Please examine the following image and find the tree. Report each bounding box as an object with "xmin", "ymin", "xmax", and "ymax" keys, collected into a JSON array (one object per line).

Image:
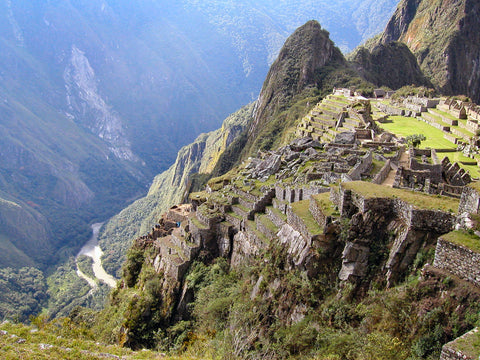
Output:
[{"xmin": 406, "ymin": 134, "xmax": 426, "ymax": 148}]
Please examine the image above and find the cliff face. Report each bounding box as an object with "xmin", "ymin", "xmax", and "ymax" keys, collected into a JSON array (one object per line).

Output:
[{"xmin": 379, "ymin": 0, "xmax": 480, "ymax": 102}]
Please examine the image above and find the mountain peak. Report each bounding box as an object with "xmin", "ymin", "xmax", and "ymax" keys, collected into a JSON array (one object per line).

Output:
[{"xmin": 249, "ymin": 20, "xmax": 345, "ymax": 143}]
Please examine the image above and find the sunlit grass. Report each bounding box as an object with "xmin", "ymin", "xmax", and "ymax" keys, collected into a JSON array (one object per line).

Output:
[{"xmin": 380, "ymin": 116, "xmax": 457, "ymax": 149}]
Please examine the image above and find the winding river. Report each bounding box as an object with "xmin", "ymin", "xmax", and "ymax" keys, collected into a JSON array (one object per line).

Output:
[{"xmin": 76, "ymin": 223, "xmax": 117, "ymax": 288}]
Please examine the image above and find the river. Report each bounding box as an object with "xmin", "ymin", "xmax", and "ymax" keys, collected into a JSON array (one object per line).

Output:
[{"xmin": 76, "ymin": 223, "xmax": 117, "ymax": 288}]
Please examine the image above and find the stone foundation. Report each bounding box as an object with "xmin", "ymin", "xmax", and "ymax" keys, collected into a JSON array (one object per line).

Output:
[{"xmin": 433, "ymin": 237, "xmax": 480, "ymax": 287}]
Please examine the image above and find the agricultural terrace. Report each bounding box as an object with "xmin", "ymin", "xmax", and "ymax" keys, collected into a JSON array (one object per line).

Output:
[{"xmin": 342, "ymin": 181, "xmax": 460, "ymax": 213}]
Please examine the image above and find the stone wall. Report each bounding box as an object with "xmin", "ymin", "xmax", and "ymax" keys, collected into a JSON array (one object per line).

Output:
[
  {"xmin": 458, "ymin": 186, "xmax": 480, "ymax": 215},
  {"xmin": 410, "ymin": 209, "xmax": 455, "ymax": 232},
  {"xmin": 444, "ymin": 133, "xmax": 460, "ymax": 145},
  {"xmin": 440, "ymin": 328, "xmax": 479, "ymax": 360},
  {"xmin": 434, "ymin": 237, "xmax": 480, "ymax": 286},
  {"xmin": 372, "ymin": 159, "xmax": 392, "ymax": 184},
  {"xmin": 266, "ymin": 207, "xmax": 287, "ymax": 228},
  {"xmin": 286, "ymin": 205, "xmax": 320, "ymax": 241},
  {"xmin": 348, "ymin": 151, "xmax": 373, "ymax": 180},
  {"xmin": 308, "ymin": 197, "xmax": 332, "ymax": 229},
  {"xmin": 409, "ymin": 159, "xmax": 443, "ymax": 182},
  {"xmin": 275, "ymin": 184, "xmax": 329, "ymax": 203}
]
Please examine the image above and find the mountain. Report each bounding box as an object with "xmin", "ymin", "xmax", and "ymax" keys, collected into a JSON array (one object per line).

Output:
[
  {"xmin": 378, "ymin": 0, "xmax": 480, "ymax": 102},
  {"xmin": 349, "ymin": 41, "xmax": 431, "ymax": 89},
  {"xmin": 0, "ymin": 0, "xmax": 399, "ymax": 272}
]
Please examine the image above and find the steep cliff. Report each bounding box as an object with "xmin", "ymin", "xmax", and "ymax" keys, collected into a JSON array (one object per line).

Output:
[
  {"xmin": 379, "ymin": 0, "xmax": 480, "ymax": 102},
  {"xmin": 99, "ymin": 104, "xmax": 254, "ymax": 276}
]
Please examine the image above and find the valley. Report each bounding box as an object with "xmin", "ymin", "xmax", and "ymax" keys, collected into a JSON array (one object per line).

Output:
[{"xmin": 1, "ymin": 0, "xmax": 480, "ymax": 358}]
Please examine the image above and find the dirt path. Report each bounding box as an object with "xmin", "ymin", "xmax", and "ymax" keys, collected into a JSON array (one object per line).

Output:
[{"xmin": 382, "ymin": 147, "xmax": 409, "ymax": 187}]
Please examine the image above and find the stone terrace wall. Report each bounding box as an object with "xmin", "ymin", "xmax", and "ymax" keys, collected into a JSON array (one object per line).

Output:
[
  {"xmin": 434, "ymin": 237, "xmax": 480, "ymax": 286},
  {"xmin": 440, "ymin": 328, "xmax": 479, "ymax": 360},
  {"xmin": 410, "ymin": 209, "xmax": 455, "ymax": 232},
  {"xmin": 309, "ymin": 197, "xmax": 332, "ymax": 229},
  {"xmin": 348, "ymin": 151, "xmax": 373, "ymax": 180},
  {"xmin": 339, "ymin": 186, "xmax": 454, "ymax": 232},
  {"xmin": 458, "ymin": 186, "xmax": 480, "ymax": 215},
  {"xmin": 372, "ymin": 160, "xmax": 392, "ymax": 184},
  {"xmin": 286, "ymin": 205, "xmax": 319, "ymax": 241}
]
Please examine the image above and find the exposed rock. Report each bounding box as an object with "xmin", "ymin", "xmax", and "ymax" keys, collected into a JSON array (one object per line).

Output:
[
  {"xmin": 251, "ymin": 154, "xmax": 282, "ymax": 179},
  {"xmin": 334, "ymin": 132, "xmax": 356, "ymax": 144},
  {"xmin": 379, "ymin": 0, "xmax": 480, "ymax": 103},
  {"xmin": 338, "ymin": 242, "xmax": 370, "ymax": 281}
]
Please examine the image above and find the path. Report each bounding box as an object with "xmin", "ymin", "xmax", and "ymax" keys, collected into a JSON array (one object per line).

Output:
[{"xmin": 382, "ymin": 147, "xmax": 409, "ymax": 187}]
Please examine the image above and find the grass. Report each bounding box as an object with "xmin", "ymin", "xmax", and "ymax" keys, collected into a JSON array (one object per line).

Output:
[
  {"xmin": 266, "ymin": 206, "xmax": 287, "ymax": 222},
  {"xmin": 0, "ymin": 321, "xmax": 166, "ymax": 360},
  {"xmin": 442, "ymin": 230, "xmax": 480, "ymax": 253},
  {"xmin": 257, "ymin": 214, "xmax": 279, "ymax": 234},
  {"xmin": 291, "ymin": 200, "xmax": 323, "ymax": 234},
  {"xmin": 342, "ymin": 181, "xmax": 460, "ymax": 213},
  {"xmin": 312, "ymin": 193, "xmax": 338, "ymax": 217},
  {"xmin": 452, "ymin": 329, "xmax": 480, "ymax": 358},
  {"xmin": 379, "ymin": 116, "xmax": 457, "ymax": 149},
  {"xmin": 190, "ymin": 216, "xmax": 209, "ymax": 230},
  {"xmin": 438, "ymin": 152, "xmax": 480, "ymax": 178}
]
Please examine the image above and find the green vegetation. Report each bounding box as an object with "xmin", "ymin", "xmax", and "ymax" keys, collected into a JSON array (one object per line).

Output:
[
  {"xmin": 342, "ymin": 181, "xmax": 460, "ymax": 212},
  {"xmin": 0, "ymin": 267, "xmax": 47, "ymax": 322},
  {"xmin": 442, "ymin": 230, "xmax": 480, "ymax": 253},
  {"xmin": 380, "ymin": 116, "xmax": 457, "ymax": 149},
  {"xmin": 406, "ymin": 134, "xmax": 426, "ymax": 148},
  {"xmin": 453, "ymin": 330, "xmax": 480, "ymax": 359},
  {"xmin": 76, "ymin": 256, "xmax": 95, "ymax": 280},
  {"xmin": 312, "ymin": 193, "xmax": 338, "ymax": 217},
  {"xmin": 291, "ymin": 200, "xmax": 323, "ymax": 234},
  {"xmin": 0, "ymin": 320, "xmax": 163, "ymax": 360}
]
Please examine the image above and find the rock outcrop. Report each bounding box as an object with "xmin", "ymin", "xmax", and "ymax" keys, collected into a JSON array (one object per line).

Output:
[{"xmin": 379, "ymin": 0, "xmax": 480, "ymax": 102}]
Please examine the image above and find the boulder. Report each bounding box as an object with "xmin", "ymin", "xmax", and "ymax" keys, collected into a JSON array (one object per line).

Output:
[{"xmin": 334, "ymin": 131, "xmax": 356, "ymax": 144}]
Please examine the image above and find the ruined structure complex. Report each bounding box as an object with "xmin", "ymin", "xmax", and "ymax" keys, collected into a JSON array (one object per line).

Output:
[{"xmin": 127, "ymin": 91, "xmax": 480, "ymax": 358}]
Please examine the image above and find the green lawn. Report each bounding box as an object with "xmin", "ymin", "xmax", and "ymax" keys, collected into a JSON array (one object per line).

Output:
[
  {"xmin": 380, "ymin": 116, "xmax": 457, "ymax": 149},
  {"xmin": 342, "ymin": 181, "xmax": 459, "ymax": 213}
]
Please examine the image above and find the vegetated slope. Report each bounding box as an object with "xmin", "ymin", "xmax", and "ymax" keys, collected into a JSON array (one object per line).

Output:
[
  {"xmin": 378, "ymin": 0, "xmax": 480, "ymax": 102},
  {"xmin": 349, "ymin": 41, "xmax": 431, "ymax": 89},
  {"xmin": 99, "ymin": 104, "xmax": 254, "ymax": 277}
]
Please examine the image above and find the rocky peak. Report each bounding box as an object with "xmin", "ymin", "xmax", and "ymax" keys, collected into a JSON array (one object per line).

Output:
[
  {"xmin": 380, "ymin": 0, "xmax": 423, "ymax": 44},
  {"xmin": 249, "ymin": 20, "xmax": 345, "ymax": 140},
  {"xmin": 379, "ymin": 0, "xmax": 480, "ymax": 102}
]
